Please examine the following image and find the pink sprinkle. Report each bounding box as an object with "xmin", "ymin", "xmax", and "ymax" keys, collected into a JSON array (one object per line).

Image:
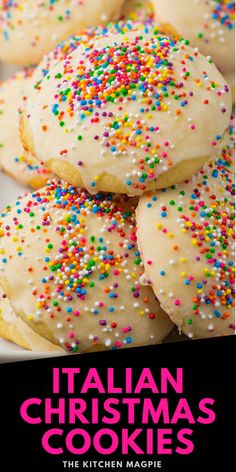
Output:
[
  {"xmin": 123, "ymin": 327, "xmax": 129, "ymax": 333},
  {"xmin": 147, "ymin": 260, "xmax": 152, "ymax": 265},
  {"xmin": 174, "ymin": 299, "xmax": 181, "ymax": 306}
]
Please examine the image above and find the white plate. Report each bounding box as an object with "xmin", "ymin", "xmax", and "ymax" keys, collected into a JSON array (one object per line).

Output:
[{"xmin": 0, "ymin": 337, "xmax": 66, "ymax": 363}]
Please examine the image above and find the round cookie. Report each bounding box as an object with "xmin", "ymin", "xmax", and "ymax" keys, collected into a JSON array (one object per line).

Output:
[
  {"xmin": 0, "ymin": 183, "xmax": 173, "ymax": 353},
  {"xmin": 136, "ymin": 118, "xmax": 235, "ymax": 339},
  {"xmin": 0, "ymin": 0, "xmax": 125, "ymax": 66},
  {"xmin": 152, "ymin": 0, "xmax": 235, "ymax": 87},
  {"xmin": 0, "ymin": 69, "xmax": 52, "ymax": 188},
  {"xmin": 0, "ymin": 287, "xmax": 63, "ymax": 352},
  {"xmin": 122, "ymin": 0, "xmax": 154, "ymax": 21},
  {"xmin": 21, "ymin": 26, "xmax": 232, "ymax": 196}
]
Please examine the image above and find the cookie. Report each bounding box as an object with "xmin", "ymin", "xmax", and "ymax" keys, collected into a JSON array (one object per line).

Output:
[
  {"xmin": 0, "ymin": 0, "xmax": 125, "ymax": 66},
  {"xmin": 0, "ymin": 69, "xmax": 52, "ymax": 188},
  {"xmin": 21, "ymin": 25, "xmax": 231, "ymax": 195},
  {"xmin": 136, "ymin": 118, "xmax": 235, "ymax": 338},
  {"xmin": 0, "ymin": 183, "xmax": 173, "ymax": 352}
]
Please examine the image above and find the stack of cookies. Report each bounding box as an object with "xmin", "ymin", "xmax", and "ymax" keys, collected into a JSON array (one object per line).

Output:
[{"xmin": 0, "ymin": 1, "xmax": 234, "ymax": 354}]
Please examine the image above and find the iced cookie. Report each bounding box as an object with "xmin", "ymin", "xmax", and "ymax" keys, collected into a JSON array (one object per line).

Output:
[
  {"xmin": 21, "ymin": 26, "xmax": 231, "ymax": 195},
  {"xmin": 136, "ymin": 118, "xmax": 235, "ymax": 339},
  {"xmin": 0, "ymin": 0, "xmax": 125, "ymax": 66},
  {"xmin": 0, "ymin": 69, "xmax": 52, "ymax": 188},
  {"xmin": 0, "ymin": 183, "xmax": 173, "ymax": 353},
  {"xmin": 152, "ymin": 0, "xmax": 235, "ymax": 91},
  {"xmin": 0, "ymin": 288, "xmax": 63, "ymax": 352}
]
